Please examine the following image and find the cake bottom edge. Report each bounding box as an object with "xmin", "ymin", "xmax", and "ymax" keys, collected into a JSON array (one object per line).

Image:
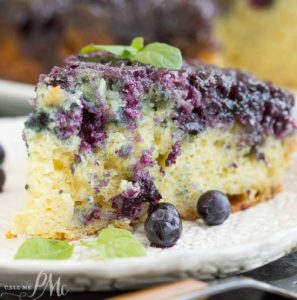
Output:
[{"xmin": 9, "ymin": 183, "xmax": 285, "ymax": 240}]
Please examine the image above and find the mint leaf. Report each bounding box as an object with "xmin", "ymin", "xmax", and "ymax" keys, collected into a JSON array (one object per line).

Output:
[
  {"xmin": 96, "ymin": 226, "xmax": 133, "ymax": 241},
  {"xmin": 132, "ymin": 42, "xmax": 182, "ymax": 70},
  {"xmin": 80, "ymin": 44, "xmax": 136, "ymax": 57},
  {"xmin": 131, "ymin": 37, "xmax": 144, "ymax": 51},
  {"xmin": 15, "ymin": 237, "xmax": 74, "ymax": 260},
  {"xmin": 79, "ymin": 37, "xmax": 183, "ymax": 70},
  {"xmin": 81, "ymin": 227, "xmax": 146, "ymax": 259}
]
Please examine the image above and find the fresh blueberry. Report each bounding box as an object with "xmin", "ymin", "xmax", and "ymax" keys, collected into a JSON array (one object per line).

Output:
[
  {"xmin": 144, "ymin": 203, "xmax": 182, "ymax": 248},
  {"xmin": 197, "ymin": 190, "xmax": 231, "ymax": 225},
  {"xmin": 0, "ymin": 144, "xmax": 5, "ymax": 165},
  {"xmin": 0, "ymin": 168, "xmax": 5, "ymax": 192}
]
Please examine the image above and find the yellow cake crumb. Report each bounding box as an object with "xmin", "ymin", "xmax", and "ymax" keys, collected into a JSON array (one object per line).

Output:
[{"xmin": 41, "ymin": 86, "xmax": 65, "ymax": 106}]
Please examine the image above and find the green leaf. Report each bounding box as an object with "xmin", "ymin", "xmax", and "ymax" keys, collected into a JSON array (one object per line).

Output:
[
  {"xmin": 80, "ymin": 44, "xmax": 136, "ymax": 57},
  {"xmin": 15, "ymin": 237, "xmax": 74, "ymax": 260},
  {"xmin": 132, "ymin": 42, "xmax": 182, "ymax": 70},
  {"xmin": 81, "ymin": 227, "xmax": 146, "ymax": 259},
  {"xmin": 130, "ymin": 37, "xmax": 144, "ymax": 51},
  {"xmin": 79, "ymin": 38, "xmax": 183, "ymax": 70}
]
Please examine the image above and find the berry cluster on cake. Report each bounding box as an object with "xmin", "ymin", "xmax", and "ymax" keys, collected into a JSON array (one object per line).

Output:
[{"xmin": 13, "ymin": 42, "xmax": 296, "ymax": 239}]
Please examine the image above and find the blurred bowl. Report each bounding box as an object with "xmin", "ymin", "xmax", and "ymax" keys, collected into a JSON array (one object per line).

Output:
[{"xmin": 0, "ymin": 80, "xmax": 34, "ymax": 116}]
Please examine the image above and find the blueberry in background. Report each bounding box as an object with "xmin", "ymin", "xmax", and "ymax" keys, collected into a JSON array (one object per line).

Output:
[
  {"xmin": 0, "ymin": 144, "xmax": 6, "ymax": 192},
  {"xmin": 0, "ymin": 168, "xmax": 5, "ymax": 192},
  {"xmin": 197, "ymin": 190, "xmax": 231, "ymax": 225},
  {"xmin": 0, "ymin": 144, "xmax": 5, "ymax": 165},
  {"xmin": 144, "ymin": 203, "xmax": 182, "ymax": 248}
]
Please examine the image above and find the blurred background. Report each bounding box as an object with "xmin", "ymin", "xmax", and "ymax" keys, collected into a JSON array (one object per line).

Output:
[{"xmin": 0, "ymin": 0, "xmax": 297, "ymax": 116}]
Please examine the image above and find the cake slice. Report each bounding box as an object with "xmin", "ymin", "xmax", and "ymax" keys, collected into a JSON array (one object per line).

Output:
[{"xmin": 13, "ymin": 52, "xmax": 296, "ymax": 239}]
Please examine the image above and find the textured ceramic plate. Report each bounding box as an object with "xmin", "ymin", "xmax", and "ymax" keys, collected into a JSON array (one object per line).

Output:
[
  {"xmin": 0, "ymin": 117, "xmax": 297, "ymax": 291},
  {"xmin": 0, "ymin": 80, "xmax": 33, "ymax": 116}
]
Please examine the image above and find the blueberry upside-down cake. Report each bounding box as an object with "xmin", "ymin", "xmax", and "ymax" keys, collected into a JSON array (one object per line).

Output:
[
  {"xmin": 2, "ymin": 0, "xmax": 297, "ymax": 87},
  {"xmin": 12, "ymin": 48, "xmax": 296, "ymax": 239}
]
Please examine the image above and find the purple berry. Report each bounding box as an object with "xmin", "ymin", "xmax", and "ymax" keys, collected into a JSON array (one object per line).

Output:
[
  {"xmin": 165, "ymin": 142, "xmax": 181, "ymax": 167},
  {"xmin": 197, "ymin": 191, "xmax": 231, "ymax": 225},
  {"xmin": 0, "ymin": 144, "xmax": 5, "ymax": 165},
  {"xmin": 144, "ymin": 203, "xmax": 182, "ymax": 248},
  {"xmin": 25, "ymin": 110, "xmax": 49, "ymax": 132},
  {"xmin": 111, "ymin": 169, "xmax": 162, "ymax": 220},
  {"xmin": 84, "ymin": 206, "xmax": 100, "ymax": 226},
  {"xmin": 0, "ymin": 169, "xmax": 5, "ymax": 192}
]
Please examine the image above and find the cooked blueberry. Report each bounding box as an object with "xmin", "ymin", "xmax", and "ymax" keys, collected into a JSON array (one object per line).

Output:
[
  {"xmin": 0, "ymin": 144, "xmax": 5, "ymax": 165},
  {"xmin": 111, "ymin": 169, "xmax": 161, "ymax": 220},
  {"xmin": 25, "ymin": 110, "xmax": 49, "ymax": 132},
  {"xmin": 197, "ymin": 190, "xmax": 231, "ymax": 225},
  {"xmin": 144, "ymin": 203, "xmax": 182, "ymax": 248},
  {"xmin": 0, "ymin": 168, "xmax": 5, "ymax": 191},
  {"xmin": 165, "ymin": 142, "xmax": 181, "ymax": 167}
]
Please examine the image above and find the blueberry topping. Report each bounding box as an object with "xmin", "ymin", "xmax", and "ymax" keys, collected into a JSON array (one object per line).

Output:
[
  {"xmin": 55, "ymin": 105, "xmax": 82, "ymax": 140},
  {"xmin": 144, "ymin": 203, "xmax": 182, "ymax": 248},
  {"xmin": 0, "ymin": 144, "xmax": 5, "ymax": 165},
  {"xmin": 26, "ymin": 54, "xmax": 295, "ymax": 152},
  {"xmin": 197, "ymin": 190, "xmax": 231, "ymax": 225},
  {"xmin": 25, "ymin": 110, "xmax": 49, "ymax": 132},
  {"xmin": 55, "ymin": 101, "xmax": 108, "ymax": 153},
  {"xmin": 79, "ymin": 102, "xmax": 108, "ymax": 152},
  {"xmin": 0, "ymin": 168, "xmax": 5, "ymax": 192}
]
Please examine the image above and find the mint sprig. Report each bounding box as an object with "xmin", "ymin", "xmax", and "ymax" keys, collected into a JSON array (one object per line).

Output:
[
  {"xmin": 130, "ymin": 36, "xmax": 144, "ymax": 51},
  {"xmin": 15, "ymin": 237, "xmax": 74, "ymax": 260},
  {"xmin": 81, "ymin": 226, "xmax": 146, "ymax": 259},
  {"xmin": 80, "ymin": 45, "xmax": 137, "ymax": 57},
  {"xmin": 80, "ymin": 37, "xmax": 182, "ymax": 70},
  {"xmin": 132, "ymin": 42, "xmax": 182, "ymax": 70}
]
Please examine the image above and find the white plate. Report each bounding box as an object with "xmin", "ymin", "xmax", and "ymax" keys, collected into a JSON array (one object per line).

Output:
[
  {"xmin": 0, "ymin": 117, "xmax": 297, "ymax": 291},
  {"xmin": 0, "ymin": 80, "xmax": 33, "ymax": 116}
]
